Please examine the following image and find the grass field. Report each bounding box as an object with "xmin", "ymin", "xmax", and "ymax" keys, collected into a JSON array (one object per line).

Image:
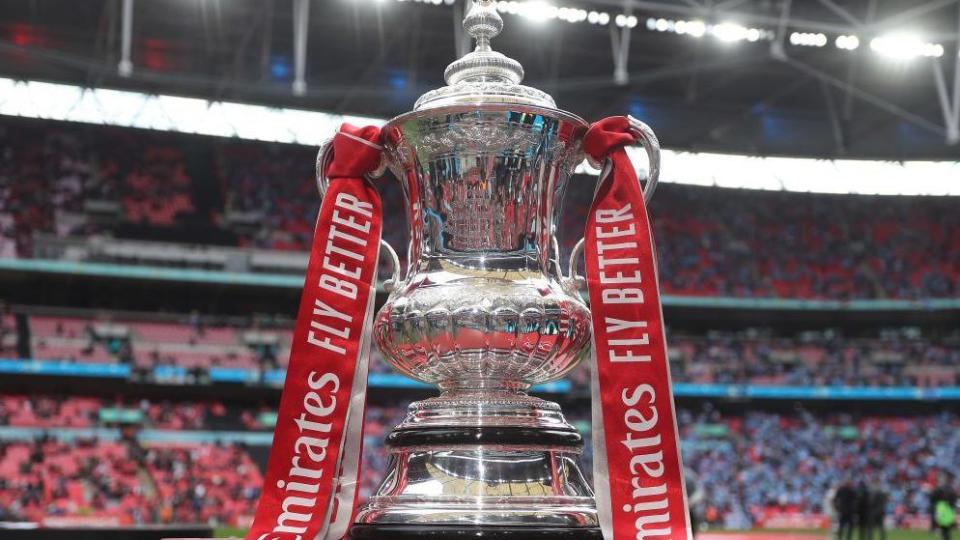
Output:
[
  {"xmin": 214, "ymin": 526, "xmax": 246, "ymax": 538},
  {"xmin": 212, "ymin": 528, "xmax": 940, "ymax": 540}
]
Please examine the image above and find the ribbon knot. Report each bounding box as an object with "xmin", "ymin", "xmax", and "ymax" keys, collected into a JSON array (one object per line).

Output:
[
  {"xmin": 327, "ymin": 123, "xmax": 383, "ymax": 180},
  {"xmin": 583, "ymin": 116, "xmax": 634, "ymax": 163}
]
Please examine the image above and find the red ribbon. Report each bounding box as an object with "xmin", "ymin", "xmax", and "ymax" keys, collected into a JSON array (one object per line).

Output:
[
  {"xmin": 246, "ymin": 124, "xmax": 383, "ymax": 540},
  {"xmin": 583, "ymin": 117, "xmax": 692, "ymax": 540}
]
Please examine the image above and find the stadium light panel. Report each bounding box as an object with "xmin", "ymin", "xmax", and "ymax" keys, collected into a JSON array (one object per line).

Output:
[
  {"xmin": 130, "ymin": 98, "xmax": 174, "ymax": 131},
  {"xmin": 0, "ymin": 77, "xmax": 957, "ymax": 196},
  {"xmin": 94, "ymin": 88, "xmax": 149, "ymax": 126},
  {"xmin": 70, "ymin": 90, "xmax": 109, "ymax": 125},
  {"xmin": 157, "ymin": 95, "xmax": 216, "ymax": 135}
]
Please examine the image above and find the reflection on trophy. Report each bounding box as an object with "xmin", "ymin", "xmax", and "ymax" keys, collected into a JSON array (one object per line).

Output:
[{"xmin": 322, "ymin": 1, "xmax": 660, "ymax": 538}]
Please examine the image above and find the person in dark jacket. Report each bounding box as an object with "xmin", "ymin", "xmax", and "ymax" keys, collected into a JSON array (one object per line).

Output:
[
  {"xmin": 684, "ymin": 467, "xmax": 704, "ymax": 538},
  {"xmin": 930, "ymin": 472, "xmax": 957, "ymax": 540},
  {"xmin": 869, "ymin": 483, "xmax": 888, "ymax": 540},
  {"xmin": 856, "ymin": 480, "xmax": 873, "ymax": 540},
  {"xmin": 833, "ymin": 478, "xmax": 858, "ymax": 540}
]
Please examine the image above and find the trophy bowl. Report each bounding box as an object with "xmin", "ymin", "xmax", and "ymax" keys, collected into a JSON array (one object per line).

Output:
[{"xmin": 353, "ymin": 104, "xmax": 597, "ymax": 537}]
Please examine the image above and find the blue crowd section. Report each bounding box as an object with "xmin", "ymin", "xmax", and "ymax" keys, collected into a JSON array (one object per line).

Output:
[
  {"xmin": 2, "ymin": 358, "xmax": 959, "ymax": 400},
  {"xmin": 2, "ymin": 258, "xmax": 959, "ymax": 311}
]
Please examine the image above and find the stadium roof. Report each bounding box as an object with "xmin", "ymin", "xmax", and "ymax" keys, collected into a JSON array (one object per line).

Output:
[{"xmin": 1, "ymin": 0, "xmax": 959, "ymax": 160}]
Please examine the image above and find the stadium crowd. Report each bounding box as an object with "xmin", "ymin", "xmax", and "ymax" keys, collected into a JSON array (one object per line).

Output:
[
  {"xmin": 673, "ymin": 406, "xmax": 960, "ymax": 530},
  {"xmin": 0, "ymin": 435, "xmax": 261, "ymax": 526},
  {"xmin": 0, "ymin": 119, "xmax": 195, "ymax": 258},
  {"xmin": 664, "ymin": 329, "xmax": 960, "ymax": 388},
  {"xmin": 1, "ymin": 118, "xmax": 957, "ymax": 299},
  {"xmin": 0, "ymin": 394, "xmax": 218, "ymax": 430},
  {"xmin": 0, "ymin": 394, "xmax": 957, "ymax": 530}
]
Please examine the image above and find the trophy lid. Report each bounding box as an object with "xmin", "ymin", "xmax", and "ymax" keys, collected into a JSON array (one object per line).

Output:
[{"xmin": 414, "ymin": 0, "xmax": 556, "ymax": 111}]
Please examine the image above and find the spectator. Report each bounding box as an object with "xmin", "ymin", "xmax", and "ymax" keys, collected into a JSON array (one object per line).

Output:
[
  {"xmin": 931, "ymin": 472, "xmax": 958, "ymax": 540},
  {"xmin": 870, "ymin": 482, "xmax": 888, "ymax": 540},
  {"xmin": 834, "ymin": 479, "xmax": 858, "ymax": 540}
]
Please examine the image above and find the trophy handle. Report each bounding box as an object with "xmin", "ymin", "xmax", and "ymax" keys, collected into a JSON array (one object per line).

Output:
[
  {"xmin": 316, "ymin": 140, "xmax": 402, "ymax": 292},
  {"xmin": 565, "ymin": 116, "xmax": 660, "ymax": 290}
]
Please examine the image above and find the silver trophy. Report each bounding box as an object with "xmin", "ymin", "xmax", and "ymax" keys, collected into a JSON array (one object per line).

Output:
[{"xmin": 319, "ymin": 2, "xmax": 660, "ymax": 538}]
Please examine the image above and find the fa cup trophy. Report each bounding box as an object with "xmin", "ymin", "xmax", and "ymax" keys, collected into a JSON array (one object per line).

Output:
[{"xmin": 247, "ymin": 2, "xmax": 690, "ymax": 540}]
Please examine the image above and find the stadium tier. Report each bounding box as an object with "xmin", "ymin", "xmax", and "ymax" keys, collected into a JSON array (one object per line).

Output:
[
  {"xmin": 1, "ymin": 308, "xmax": 956, "ymax": 388},
  {"xmin": 27, "ymin": 313, "xmax": 291, "ymax": 371},
  {"xmin": 0, "ymin": 395, "xmax": 956, "ymax": 531},
  {"xmin": 2, "ymin": 117, "xmax": 958, "ymax": 300}
]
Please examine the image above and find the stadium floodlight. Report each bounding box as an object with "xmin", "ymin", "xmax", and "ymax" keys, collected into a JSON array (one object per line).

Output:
[
  {"xmin": 587, "ymin": 11, "xmax": 610, "ymax": 25},
  {"xmin": 645, "ymin": 17, "xmax": 716, "ymax": 39},
  {"xmin": 676, "ymin": 19, "xmax": 706, "ymax": 38},
  {"xmin": 614, "ymin": 14, "xmax": 638, "ymax": 28},
  {"xmin": 513, "ymin": 1, "xmax": 557, "ymax": 23},
  {"xmin": 712, "ymin": 22, "xmax": 748, "ymax": 42},
  {"xmin": 870, "ymin": 33, "xmax": 944, "ymax": 59},
  {"xmin": 557, "ymin": 7, "xmax": 588, "ymax": 23},
  {"xmin": 789, "ymin": 32, "xmax": 828, "ymax": 47},
  {"xmin": 396, "ymin": 0, "xmax": 462, "ymax": 6},
  {"xmin": 835, "ymin": 35, "xmax": 860, "ymax": 51},
  {"xmin": 709, "ymin": 22, "xmax": 766, "ymax": 43},
  {"xmin": 495, "ymin": 0, "xmax": 603, "ymax": 25}
]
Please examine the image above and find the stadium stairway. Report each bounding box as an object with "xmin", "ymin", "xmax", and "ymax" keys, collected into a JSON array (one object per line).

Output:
[
  {"xmin": 246, "ymin": 444, "xmax": 271, "ymax": 473},
  {"xmin": 137, "ymin": 467, "xmax": 159, "ymax": 502},
  {"xmin": 180, "ymin": 137, "xmax": 222, "ymax": 234}
]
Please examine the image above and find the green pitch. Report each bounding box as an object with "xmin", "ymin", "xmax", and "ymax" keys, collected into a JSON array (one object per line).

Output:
[{"xmin": 214, "ymin": 526, "xmax": 247, "ymax": 538}]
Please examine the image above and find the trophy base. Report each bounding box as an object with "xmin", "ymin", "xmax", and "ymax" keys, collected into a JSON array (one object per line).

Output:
[
  {"xmin": 354, "ymin": 393, "xmax": 599, "ymax": 534},
  {"xmin": 349, "ymin": 524, "xmax": 603, "ymax": 540}
]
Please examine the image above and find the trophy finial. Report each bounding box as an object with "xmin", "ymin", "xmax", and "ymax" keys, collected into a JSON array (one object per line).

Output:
[
  {"xmin": 415, "ymin": 0, "xmax": 555, "ymax": 109},
  {"xmin": 443, "ymin": 0, "xmax": 524, "ymax": 86},
  {"xmin": 463, "ymin": 0, "xmax": 502, "ymax": 53}
]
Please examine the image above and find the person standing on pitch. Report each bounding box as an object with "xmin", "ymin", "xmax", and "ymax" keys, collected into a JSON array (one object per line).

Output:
[
  {"xmin": 684, "ymin": 467, "xmax": 704, "ymax": 539},
  {"xmin": 869, "ymin": 482, "xmax": 888, "ymax": 540},
  {"xmin": 856, "ymin": 480, "xmax": 873, "ymax": 540},
  {"xmin": 930, "ymin": 472, "xmax": 957, "ymax": 540},
  {"xmin": 833, "ymin": 478, "xmax": 857, "ymax": 540}
]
